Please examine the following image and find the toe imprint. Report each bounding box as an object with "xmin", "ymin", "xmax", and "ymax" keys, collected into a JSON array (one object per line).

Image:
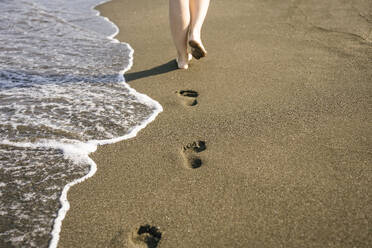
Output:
[
  {"xmin": 129, "ymin": 225, "xmax": 162, "ymax": 248},
  {"xmin": 177, "ymin": 90, "xmax": 199, "ymax": 106},
  {"xmin": 182, "ymin": 141, "xmax": 206, "ymax": 169}
]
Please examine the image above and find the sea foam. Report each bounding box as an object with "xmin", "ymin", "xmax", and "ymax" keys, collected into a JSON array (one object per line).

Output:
[{"xmin": 0, "ymin": 0, "xmax": 162, "ymax": 247}]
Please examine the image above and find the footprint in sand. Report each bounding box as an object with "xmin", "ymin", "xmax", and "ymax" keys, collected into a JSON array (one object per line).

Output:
[
  {"xmin": 176, "ymin": 90, "xmax": 199, "ymax": 106},
  {"xmin": 182, "ymin": 141, "xmax": 206, "ymax": 169},
  {"xmin": 128, "ymin": 225, "xmax": 162, "ymax": 248}
]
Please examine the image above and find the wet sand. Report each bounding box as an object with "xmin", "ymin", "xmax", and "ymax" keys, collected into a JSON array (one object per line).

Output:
[{"xmin": 58, "ymin": 0, "xmax": 372, "ymax": 247}]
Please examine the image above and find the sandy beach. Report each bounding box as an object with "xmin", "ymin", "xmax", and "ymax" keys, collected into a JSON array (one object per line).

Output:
[{"xmin": 58, "ymin": 0, "xmax": 371, "ymax": 247}]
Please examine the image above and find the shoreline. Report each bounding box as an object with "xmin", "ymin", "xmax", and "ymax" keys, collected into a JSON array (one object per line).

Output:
[
  {"xmin": 49, "ymin": 1, "xmax": 163, "ymax": 247},
  {"xmin": 58, "ymin": 0, "xmax": 371, "ymax": 247}
]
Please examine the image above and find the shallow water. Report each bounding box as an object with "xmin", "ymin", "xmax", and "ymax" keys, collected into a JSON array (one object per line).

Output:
[{"xmin": 0, "ymin": 0, "xmax": 161, "ymax": 247}]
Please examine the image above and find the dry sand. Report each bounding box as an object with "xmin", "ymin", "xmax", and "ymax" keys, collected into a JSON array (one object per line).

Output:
[{"xmin": 58, "ymin": 0, "xmax": 372, "ymax": 247}]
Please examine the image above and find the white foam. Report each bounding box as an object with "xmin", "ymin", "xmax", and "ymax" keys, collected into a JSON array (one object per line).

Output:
[
  {"xmin": 0, "ymin": 1, "xmax": 162, "ymax": 246},
  {"xmin": 47, "ymin": 1, "xmax": 163, "ymax": 248}
]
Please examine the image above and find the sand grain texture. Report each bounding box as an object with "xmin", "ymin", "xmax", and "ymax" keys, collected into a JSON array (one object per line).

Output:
[{"xmin": 58, "ymin": 0, "xmax": 372, "ymax": 247}]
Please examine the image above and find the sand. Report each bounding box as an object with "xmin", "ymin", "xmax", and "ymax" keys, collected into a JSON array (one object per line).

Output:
[{"xmin": 58, "ymin": 0, "xmax": 372, "ymax": 247}]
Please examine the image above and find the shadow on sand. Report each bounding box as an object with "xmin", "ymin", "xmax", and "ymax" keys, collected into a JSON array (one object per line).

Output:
[{"xmin": 124, "ymin": 60, "xmax": 178, "ymax": 82}]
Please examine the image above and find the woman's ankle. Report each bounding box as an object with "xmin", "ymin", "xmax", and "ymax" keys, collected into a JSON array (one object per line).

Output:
[
  {"xmin": 176, "ymin": 52, "xmax": 189, "ymax": 69},
  {"xmin": 188, "ymin": 27, "xmax": 201, "ymax": 42}
]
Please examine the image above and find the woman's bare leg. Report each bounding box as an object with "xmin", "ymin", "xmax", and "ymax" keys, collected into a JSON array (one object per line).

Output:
[
  {"xmin": 169, "ymin": 0, "xmax": 190, "ymax": 69},
  {"xmin": 189, "ymin": 0, "xmax": 210, "ymax": 59}
]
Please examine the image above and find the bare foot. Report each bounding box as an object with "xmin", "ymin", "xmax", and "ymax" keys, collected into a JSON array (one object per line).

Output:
[
  {"xmin": 188, "ymin": 33, "xmax": 207, "ymax": 60},
  {"xmin": 188, "ymin": 53, "xmax": 192, "ymax": 61},
  {"xmin": 176, "ymin": 53, "xmax": 192, "ymax": 69}
]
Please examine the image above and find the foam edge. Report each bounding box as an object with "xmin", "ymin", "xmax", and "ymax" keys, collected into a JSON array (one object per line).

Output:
[{"xmin": 47, "ymin": 1, "xmax": 163, "ymax": 247}]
